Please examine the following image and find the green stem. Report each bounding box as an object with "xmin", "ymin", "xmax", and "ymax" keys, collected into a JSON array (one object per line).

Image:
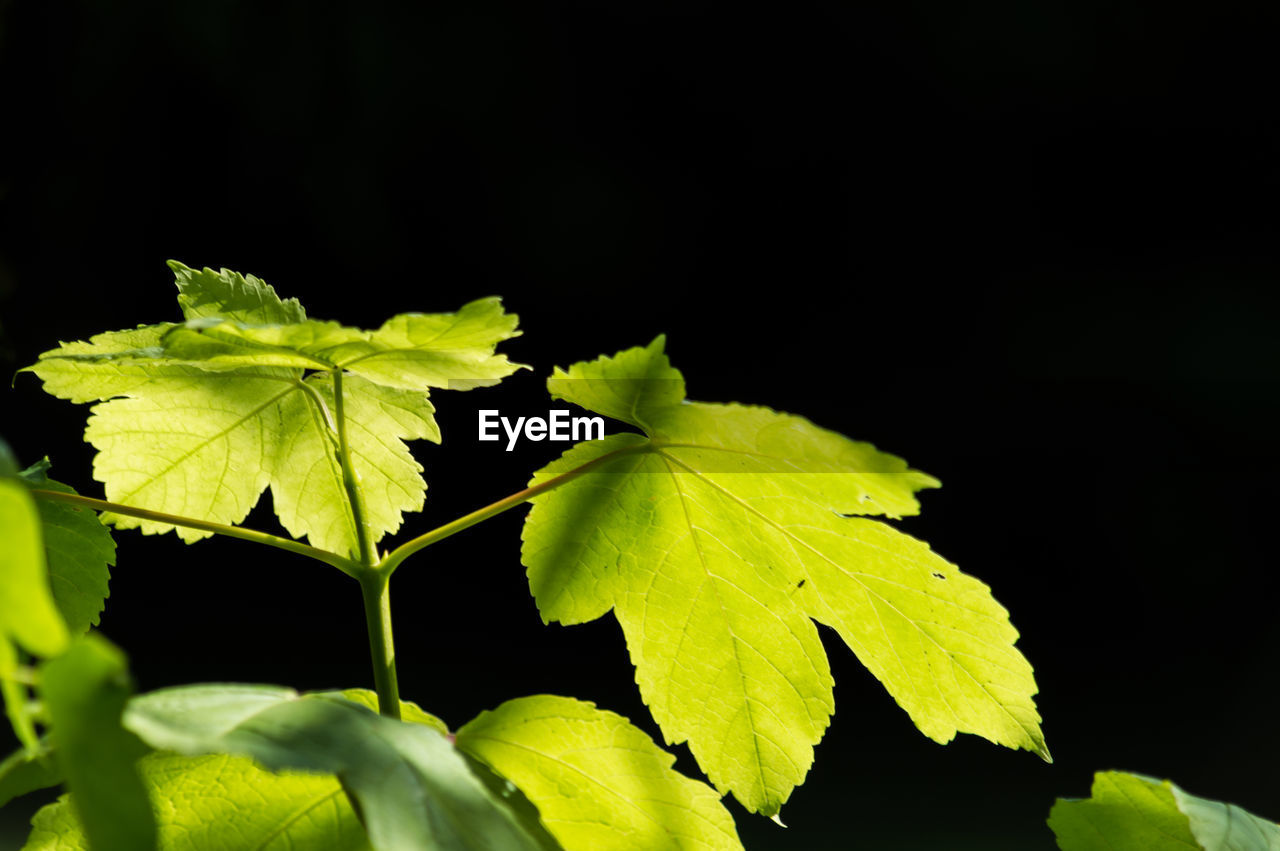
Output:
[
  {"xmin": 331, "ymin": 369, "xmax": 401, "ymax": 717},
  {"xmin": 360, "ymin": 569, "xmax": 401, "ymax": 720},
  {"xmin": 332, "ymin": 370, "xmax": 377, "ymax": 568},
  {"xmin": 379, "ymin": 441, "xmax": 649, "ymax": 576},
  {"xmin": 29, "ymin": 489, "xmax": 362, "ymax": 579}
]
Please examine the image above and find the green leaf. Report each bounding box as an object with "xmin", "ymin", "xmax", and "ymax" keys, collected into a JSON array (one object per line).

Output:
[
  {"xmin": 170, "ymin": 260, "xmax": 308, "ymax": 325},
  {"xmin": 19, "ymin": 461, "xmax": 115, "ymax": 636},
  {"xmin": 0, "ymin": 743, "xmax": 61, "ymax": 807},
  {"xmin": 0, "ymin": 468, "xmax": 71, "ymax": 749},
  {"xmin": 0, "ymin": 437, "xmax": 19, "ymax": 476},
  {"xmin": 545, "ymin": 334, "xmax": 686, "ymax": 428},
  {"xmin": 326, "ymin": 689, "xmax": 562, "ymax": 851},
  {"xmin": 0, "ymin": 478, "xmax": 69, "ymax": 664},
  {"xmin": 0, "ymin": 670, "xmax": 36, "ymax": 754},
  {"xmin": 23, "ymin": 263, "xmax": 520, "ymax": 559},
  {"xmin": 1049, "ymin": 770, "xmax": 1280, "ymax": 850},
  {"xmin": 522, "ymin": 338, "xmax": 1045, "ymax": 815},
  {"xmin": 457, "ymin": 695, "xmax": 742, "ymax": 851},
  {"xmin": 161, "ymin": 297, "xmax": 525, "ymax": 390},
  {"xmin": 41, "ymin": 635, "xmax": 155, "ymax": 851},
  {"xmin": 22, "ymin": 751, "xmax": 371, "ymax": 851},
  {"xmin": 460, "ymin": 755, "xmax": 565, "ymax": 851},
  {"xmin": 123, "ymin": 684, "xmax": 557, "ymax": 851},
  {"xmin": 265, "ymin": 372, "xmax": 439, "ymax": 557}
]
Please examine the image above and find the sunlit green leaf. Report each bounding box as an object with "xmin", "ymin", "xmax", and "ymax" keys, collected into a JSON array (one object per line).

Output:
[
  {"xmin": 23, "ymin": 752, "xmax": 370, "ymax": 851},
  {"xmin": 1049, "ymin": 770, "xmax": 1280, "ymax": 850},
  {"xmin": 24, "ymin": 262, "xmax": 520, "ymax": 559},
  {"xmin": 170, "ymin": 261, "xmax": 307, "ymax": 325},
  {"xmin": 523, "ymin": 337, "xmax": 1045, "ymax": 815},
  {"xmin": 458, "ymin": 695, "xmax": 741, "ymax": 851},
  {"xmin": 161, "ymin": 297, "xmax": 524, "ymax": 390}
]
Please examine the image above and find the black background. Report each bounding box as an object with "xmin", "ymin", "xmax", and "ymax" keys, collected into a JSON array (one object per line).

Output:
[{"xmin": 2, "ymin": 2, "xmax": 1279, "ymax": 848}]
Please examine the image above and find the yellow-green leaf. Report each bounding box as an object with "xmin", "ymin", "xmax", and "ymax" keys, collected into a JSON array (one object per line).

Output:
[
  {"xmin": 23, "ymin": 752, "xmax": 370, "ymax": 851},
  {"xmin": 23, "ymin": 262, "xmax": 520, "ymax": 559},
  {"xmin": 457, "ymin": 695, "xmax": 742, "ymax": 851},
  {"xmin": 522, "ymin": 338, "xmax": 1045, "ymax": 816}
]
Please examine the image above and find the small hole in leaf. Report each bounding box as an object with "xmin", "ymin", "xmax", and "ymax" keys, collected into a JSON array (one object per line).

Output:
[
  {"xmin": 797, "ymin": 579, "xmax": 806, "ymax": 588},
  {"xmin": 932, "ymin": 572, "xmax": 945, "ymax": 580}
]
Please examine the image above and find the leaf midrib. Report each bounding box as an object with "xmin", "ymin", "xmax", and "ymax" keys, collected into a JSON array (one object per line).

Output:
[
  {"xmin": 109, "ymin": 383, "xmax": 298, "ymax": 505},
  {"xmin": 660, "ymin": 454, "xmax": 774, "ymax": 808}
]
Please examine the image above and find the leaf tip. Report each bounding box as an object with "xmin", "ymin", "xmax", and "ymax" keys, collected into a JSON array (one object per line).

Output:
[{"xmin": 770, "ymin": 812, "xmax": 787, "ymax": 828}]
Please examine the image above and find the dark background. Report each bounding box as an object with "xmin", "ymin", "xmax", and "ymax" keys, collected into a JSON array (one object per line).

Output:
[{"xmin": 2, "ymin": 2, "xmax": 1279, "ymax": 848}]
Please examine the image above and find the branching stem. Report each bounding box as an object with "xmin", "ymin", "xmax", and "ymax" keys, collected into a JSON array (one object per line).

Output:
[
  {"xmin": 331, "ymin": 368, "xmax": 401, "ymax": 718},
  {"xmin": 35, "ymin": 409, "xmax": 645, "ymax": 722},
  {"xmin": 28, "ymin": 489, "xmax": 362, "ymax": 579},
  {"xmin": 379, "ymin": 441, "xmax": 649, "ymax": 576}
]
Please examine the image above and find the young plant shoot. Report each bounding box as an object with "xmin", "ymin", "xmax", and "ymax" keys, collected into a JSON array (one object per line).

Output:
[{"xmin": 0, "ymin": 262, "xmax": 1050, "ymax": 850}]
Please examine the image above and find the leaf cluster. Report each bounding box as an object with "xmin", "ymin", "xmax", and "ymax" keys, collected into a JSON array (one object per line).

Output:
[{"xmin": 3, "ymin": 261, "xmax": 1276, "ymax": 849}]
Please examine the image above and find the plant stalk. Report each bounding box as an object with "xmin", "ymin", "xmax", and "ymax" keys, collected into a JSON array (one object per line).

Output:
[
  {"xmin": 28, "ymin": 489, "xmax": 362, "ymax": 578},
  {"xmin": 379, "ymin": 441, "xmax": 650, "ymax": 575},
  {"xmin": 359, "ymin": 569, "xmax": 401, "ymax": 720},
  {"xmin": 331, "ymin": 368, "xmax": 401, "ymax": 717},
  {"xmin": 331, "ymin": 369, "xmax": 377, "ymax": 569}
]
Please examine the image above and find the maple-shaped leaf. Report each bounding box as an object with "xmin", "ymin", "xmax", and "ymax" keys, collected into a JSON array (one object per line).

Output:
[
  {"xmin": 24, "ymin": 262, "xmax": 522, "ymax": 559},
  {"xmin": 522, "ymin": 337, "xmax": 1046, "ymax": 816}
]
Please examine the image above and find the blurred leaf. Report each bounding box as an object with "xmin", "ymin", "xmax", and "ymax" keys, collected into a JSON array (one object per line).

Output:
[
  {"xmin": 124, "ymin": 684, "xmax": 555, "ymax": 851},
  {"xmin": 0, "ymin": 466, "xmax": 70, "ymax": 750},
  {"xmin": 23, "ymin": 752, "xmax": 370, "ymax": 850},
  {"xmin": 327, "ymin": 687, "xmax": 449, "ymax": 734},
  {"xmin": 0, "ymin": 477, "xmax": 69, "ymax": 664},
  {"xmin": 41, "ymin": 635, "xmax": 155, "ymax": 851},
  {"xmin": 20, "ymin": 460, "xmax": 115, "ymax": 635},
  {"xmin": 0, "ymin": 742, "xmax": 61, "ymax": 807},
  {"xmin": 1050, "ymin": 770, "xmax": 1280, "ymax": 850}
]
